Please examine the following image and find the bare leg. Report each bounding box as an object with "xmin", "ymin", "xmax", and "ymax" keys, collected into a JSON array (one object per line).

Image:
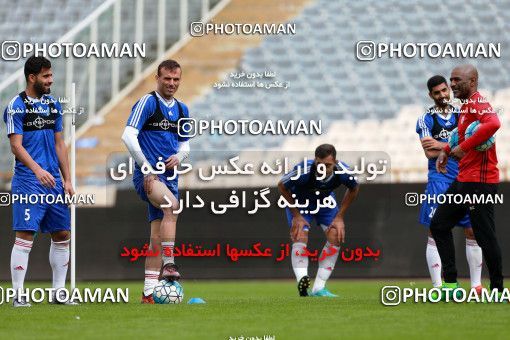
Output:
[
  {"xmin": 145, "ymin": 178, "xmax": 181, "ymax": 280},
  {"xmin": 146, "ymin": 220, "xmax": 162, "ymax": 272}
]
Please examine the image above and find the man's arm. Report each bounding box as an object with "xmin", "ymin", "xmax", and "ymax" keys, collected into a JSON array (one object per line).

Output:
[
  {"xmin": 278, "ymin": 180, "xmax": 309, "ymax": 241},
  {"xmin": 436, "ymin": 148, "xmax": 449, "ymax": 174},
  {"xmin": 121, "ymin": 125, "xmax": 160, "ymax": 194},
  {"xmin": 446, "ymin": 109, "xmax": 500, "ymax": 160},
  {"xmin": 121, "ymin": 126, "xmax": 154, "ymax": 171},
  {"xmin": 459, "ymin": 112, "xmax": 500, "ymax": 152},
  {"xmin": 330, "ymin": 185, "xmax": 359, "ymax": 243},
  {"xmin": 122, "ymin": 95, "xmax": 157, "ymax": 173},
  {"xmin": 337, "ymin": 185, "xmax": 359, "ymax": 218},
  {"xmin": 166, "ymin": 103, "xmax": 192, "ymax": 169},
  {"xmin": 54, "ymin": 132, "xmax": 74, "ymax": 195},
  {"xmin": 165, "ymin": 140, "xmax": 190, "ymax": 169},
  {"xmin": 9, "ymin": 134, "xmax": 56, "ymax": 188},
  {"xmin": 416, "ymin": 114, "xmax": 444, "ymax": 159},
  {"xmin": 278, "ymin": 180, "xmax": 300, "ymax": 218},
  {"xmin": 420, "ymin": 137, "xmax": 447, "ymax": 159}
]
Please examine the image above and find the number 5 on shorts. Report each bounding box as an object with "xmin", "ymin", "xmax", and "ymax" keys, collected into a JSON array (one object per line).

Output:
[{"xmin": 24, "ymin": 208, "xmax": 30, "ymax": 221}]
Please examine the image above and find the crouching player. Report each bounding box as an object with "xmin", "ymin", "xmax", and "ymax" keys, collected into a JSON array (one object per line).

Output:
[
  {"xmin": 278, "ymin": 144, "xmax": 359, "ymax": 297},
  {"xmin": 122, "ymin": 60, "xmax": 190, "ymax": 303}
]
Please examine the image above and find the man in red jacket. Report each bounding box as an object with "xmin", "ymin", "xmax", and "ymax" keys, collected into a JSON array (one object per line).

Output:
[{"xmin": 431, "ymin": 64, "xmax": 503, "ymax": 294}]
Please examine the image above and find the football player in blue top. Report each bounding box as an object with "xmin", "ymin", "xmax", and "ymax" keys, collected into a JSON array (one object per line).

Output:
[
  {"xmin": 122, "ymin": 60, "xmax": 191, "ymax": 304},
  {"xmin": 4, "ymin": 56, "xmax": 74, "ymax": 307},
  {"xmin": 416, "ymin": 75, "xmax": 482, "ymax": 294},
  {"xmin": 278, "ymin": 144, "xmax": 359, "ymax": 297}
]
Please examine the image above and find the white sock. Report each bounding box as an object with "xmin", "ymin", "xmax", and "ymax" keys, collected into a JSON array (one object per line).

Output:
[
  {"xmin": 466, "ymin": 238, "xmax": 482, "ymax": 287},
  {"xmin": 11, "ymin": 238, "xmax": 33, "ymax": 291},
  {"xmin": 291, "ymin": 242, "xmax": 308, "ymax": 282},
  {"xmin": 144, "ymin": 270, "xmax": 160, "ymax": 296},
  {"xmin": 49, "ymin": 239, "xmax": 70, "ymax": 289},
  {"xmin": 426, "ymin": 237, "xmax": 442, "ymax": 288},
  {"xmin": 161, "ymin": 241, "xmax": 175, "ymax": 265},
  {"xmin": 312, "ymin": 242, "xmax": 340, "ymax": 293}
]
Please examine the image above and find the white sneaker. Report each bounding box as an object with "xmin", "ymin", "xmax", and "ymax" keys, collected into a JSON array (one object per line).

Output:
[{"xmin": 13, "ymin": 296, "xmax": 31, "ymax": 308}]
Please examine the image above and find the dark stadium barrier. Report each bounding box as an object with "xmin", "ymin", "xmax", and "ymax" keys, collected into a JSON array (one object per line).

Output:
[{"xmin": 1, "ymin": 183, "xmax": 509, "ymax": 280}]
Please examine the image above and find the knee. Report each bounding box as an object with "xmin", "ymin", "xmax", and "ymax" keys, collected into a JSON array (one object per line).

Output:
[
  {"xmin": 150, "ymin": 234, "xmax": 161, "ymax": 247},
  {"xmin": 292, "ymin": 231, "xmax": 308, "ymax": 244},
  {"xmin": 464, "ymin": 228, "xmax": 476, "ymax": 240},
  {"xmin": 294, "ymin": 237, "xmax": 308, "ymax": 244},
  {"xmin": 16, "ymin": 231, "xmax": 35, "ymax": 241},
  {"xmin": 162, "ymin": 198, "xmax": 180, "ymax": 218},
  {"xmin": 162, "ymin": 210, "xmax": 178, "ymax": 223},
  {"xmin": 51, "ymin": 230, "xmax": 70, "ymax": 242},
  {"xmin": 326, "ymin": 228, "xmax": 340, "ymax": 247}
]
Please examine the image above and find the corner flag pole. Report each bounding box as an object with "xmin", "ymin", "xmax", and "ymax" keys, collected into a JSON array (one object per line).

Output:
[{"xmin": 70, "ymin": 82, "xmax": 76, "ymax": 291}]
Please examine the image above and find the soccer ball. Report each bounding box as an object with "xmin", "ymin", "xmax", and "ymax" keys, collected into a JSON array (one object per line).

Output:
[
  {"xmin": 465, "ymin": 121, "xmax": 495, "ymax": 151},
  {"xmin": 448, "ymin": 127, "xmax": 459, "ymax": 149},
  {"xmin": 153, "ymin": 279, "xmax": 184, "ymax": 304}
]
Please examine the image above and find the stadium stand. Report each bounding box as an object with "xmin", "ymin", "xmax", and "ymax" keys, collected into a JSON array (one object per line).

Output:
[
  {"xmin": 0, "ymin": 0, "xmax": 105, "ymax": 79},
  {"xmin": 188, "ymin": 0, "xmax": 510, "ymax": 184}
]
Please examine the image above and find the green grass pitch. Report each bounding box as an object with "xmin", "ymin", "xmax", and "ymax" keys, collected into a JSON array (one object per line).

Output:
[{"xmin": 0, "ymin": 279, "xmax": 508, "ymax": 339}]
